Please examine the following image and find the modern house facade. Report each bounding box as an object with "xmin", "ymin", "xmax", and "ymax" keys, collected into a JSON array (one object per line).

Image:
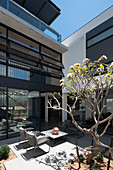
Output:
[
  {"xmin": 0, "ymin": 0, "xmax": 67, "ymax": 140},
  {"xmin": 62, "ymin": 5, "xmax": 113, "ymax": 123}
]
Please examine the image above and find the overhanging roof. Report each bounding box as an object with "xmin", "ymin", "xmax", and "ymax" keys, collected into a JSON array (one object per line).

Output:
[{"xmin": 12, "ymin": 0, "xmax": 61, "ymax": 25}]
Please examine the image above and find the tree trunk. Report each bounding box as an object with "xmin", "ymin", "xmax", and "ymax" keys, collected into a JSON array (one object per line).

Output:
[{"xmin": 87, "ymin": 146, "xmax": 99, "ymax": 164}]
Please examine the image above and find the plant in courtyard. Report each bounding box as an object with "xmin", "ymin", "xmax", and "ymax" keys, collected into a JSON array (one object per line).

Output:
[
  {"xmin": 48, "ymin": 55, "xmax": 113, "ymax": 164},
  {"xmin": 90, "ymin": 163, "xmax": 99, "ymax": 170},
  {"xmin": 95, "ymin": 152, "xmax": 104, "ymax": 162},
  {"xmin": 0, "ymin": 145, "xmax": 10, "ymax": 160},
  {"xmin": 78, "ymin": 154, "xmax": 84, "ymax": 162}
]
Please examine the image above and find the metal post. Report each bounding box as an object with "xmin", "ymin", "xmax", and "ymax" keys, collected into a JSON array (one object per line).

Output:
[
  {"xmin": 39, "ymin": 22, "xmax": 41, "ymax": 31},
  {"xmin": 7, "ymin": 0, "xmax": 9, "ymax": 10},
  {"xmin": 60, "ymin": 54, "xmax": 62, "ymax": 122},
  {"xmin": 6, "ymin": 28, "xmax": 9, "ymax": 139},
  {"xmin": 6, "ymin": 87, "xmax": 8, "ymax": 139},
  {"xmin": 38, "ymin": 92, "xmax": 41, "ymax": 131},
  {"xmin": 57, "ymin": 34, "xmax": 61, "ymax": 43}
]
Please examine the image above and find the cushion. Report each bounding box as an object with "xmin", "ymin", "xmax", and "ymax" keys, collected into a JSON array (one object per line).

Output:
[
  {"xmin": 27, "ymin": 131, "xmax": 35, "ymax": 136},
  {"xmin": 36, "ymin": 136, "xmax": 48, "ymax": 145},
  {"xmin": 19, "ymin": 127, "xmax": 24, "ymax": 131},
  {"xmin": 36, "ymin": 135, "xmax": 45, "ymax": 140}
]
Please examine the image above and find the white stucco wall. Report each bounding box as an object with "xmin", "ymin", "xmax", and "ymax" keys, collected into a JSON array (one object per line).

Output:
[
  {"xmin": 61, "ymin": 5, "xmax": 113, "ymax": 120},
  {"xmin": 62, "ymin": 35, "xmax": 86, "ymax": 85}
]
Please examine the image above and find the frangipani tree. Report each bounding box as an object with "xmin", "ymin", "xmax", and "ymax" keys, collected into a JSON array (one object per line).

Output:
[{"xmin": 48, "ymin": 55, "xmax": 113, "ymax": 163}]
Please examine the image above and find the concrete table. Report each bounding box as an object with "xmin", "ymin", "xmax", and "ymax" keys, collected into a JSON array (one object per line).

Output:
[{"xmin": 41, "ymin": 129, "xmax": 68, "ymax": 145}]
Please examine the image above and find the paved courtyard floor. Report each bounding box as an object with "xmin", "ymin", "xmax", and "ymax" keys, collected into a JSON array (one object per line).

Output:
[
  {"xmin": 0, "ymin": 132, "xmax": 112, "ymax": 170},
  {"xmin": 4, "ymin": 141, "xmax": 83, "ymax": 170}
]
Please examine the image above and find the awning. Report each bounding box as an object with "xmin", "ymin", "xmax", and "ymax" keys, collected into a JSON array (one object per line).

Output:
[{"xmin": 12, "ymin": 0, "xmax": 61, "ymax": 25}]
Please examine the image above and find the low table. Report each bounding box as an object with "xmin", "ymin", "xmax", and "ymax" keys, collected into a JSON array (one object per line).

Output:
[{"xmin": 41, "ymin": 129, "xmax": 68, "ymax": 145}]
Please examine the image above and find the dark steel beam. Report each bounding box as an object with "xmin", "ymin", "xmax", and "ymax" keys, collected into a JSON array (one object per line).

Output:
[{"xmin": 0, "ymin": 76, "xmax": 61, "ymax": 92}]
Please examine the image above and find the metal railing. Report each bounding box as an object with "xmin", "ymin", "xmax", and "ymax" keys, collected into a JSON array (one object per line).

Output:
[{"xmin": 0, "ymin": 0, "xmax": 61, "ymax": 42}]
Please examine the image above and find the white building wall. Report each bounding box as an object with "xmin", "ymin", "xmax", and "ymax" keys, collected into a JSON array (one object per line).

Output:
[
  {"xmin": 61, "ymin": 5, "xmax": 113, "ymax": 120},
  {"xmin": 62, "ymin": 35, "xmax": 86, "ymax": 90}
]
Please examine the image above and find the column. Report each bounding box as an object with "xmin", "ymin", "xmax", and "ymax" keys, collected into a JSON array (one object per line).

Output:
[
  {"xmin": 62, "ymin": 93, "xmax": 67, "ymax": 122},
  {"xmin": 45, "ymin": 94, "xmax": 48, "ymax": 122},
  {"xmin": 85, "ymin": 100, "xmax": 92, "ymax": 119}
]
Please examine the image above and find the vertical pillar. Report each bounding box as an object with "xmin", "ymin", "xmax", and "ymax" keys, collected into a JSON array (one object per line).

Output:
[
  {"xmin": 6, "ymin": 28, "xmax": 9, "ymax": 138},
  {"xmin": 45, "ymin": 94, "xmax": 48, "ymax": 122},
  {"xmin": 38, "ymin": 92, "xmax": 41, "ymax": 130},
  {"xmin": 7, "ymin": 0, "xmax": 9, "ymax": 10},
  {"xmin": 85, "ymin": 100, "xmax": 92, "ymax": 119},
  {"xmin": 62, "ymin": 93, "xmax": 67, "ymax": 122}
]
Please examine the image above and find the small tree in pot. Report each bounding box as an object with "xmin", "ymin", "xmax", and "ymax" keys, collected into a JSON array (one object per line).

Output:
[{"xmin": 48, "ymin": 56, "xmax": 113, "ymax": 164}]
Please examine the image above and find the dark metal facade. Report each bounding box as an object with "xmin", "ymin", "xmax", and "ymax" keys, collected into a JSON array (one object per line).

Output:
[
  {"xmin": 0, "ymin": 23, "xmax": 63, "ymax": 92},
  {"xmin": 0, "ymin": 23, "xmax": 63, "ymax": 139},
  {"xmin": 86, "ymin": 17, "xmax": 113, "ymax": 63}
]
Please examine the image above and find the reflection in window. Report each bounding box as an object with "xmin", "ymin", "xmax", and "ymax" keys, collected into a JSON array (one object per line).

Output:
[
  {"xmin": 0, "ymin": 65, "xmax": 6, "ymax": 76},
  {"xmin": 106, "ymin": 99, "xmax": 113, "ymax": 113},
  {"xmin": 8, "ymin": 67, "xmax": 30, "ymax": 80},
  {"xmin": 87, "ymin": 27, "xmax": 113, "ymax": 47}
]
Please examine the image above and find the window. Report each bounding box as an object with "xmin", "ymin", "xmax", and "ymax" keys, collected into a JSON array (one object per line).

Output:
[
  {"xmin": 87, "ymin": 27, "xmax": 113, "ymax": 47},
  {"xmin": 106, "ymin": 99, "xmax": 113, "ymax": 113}
]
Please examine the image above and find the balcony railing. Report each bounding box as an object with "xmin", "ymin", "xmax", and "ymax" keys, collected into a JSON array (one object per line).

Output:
[{"xmin": 0, "ymin": 0, "xmax": 61, "ymax": 42}]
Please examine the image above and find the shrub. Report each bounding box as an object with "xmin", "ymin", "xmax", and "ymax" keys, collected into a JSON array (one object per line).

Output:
[
  {"xmin": 0, "ymin": 145, "xmax": 10, "ymax": 160},
  {"xmin": 79, "ymin": 154, "xmax": 84, "ymax": 162},
  {"xmin": 90, "ymin": 164, "xmax": 99, "ymax": 170},
  {"xmin": 95, "ymin": 152, "xmax": 104, "ymax": 162}
]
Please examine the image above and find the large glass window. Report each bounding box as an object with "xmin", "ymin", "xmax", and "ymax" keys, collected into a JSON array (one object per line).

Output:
[
  {"xmin": 0, "ymin": 88, "xmax": 40, "ymax": 139},
  {"xmin": 87, "ymin": 27, "xmax": 113, "ymax": 47}
]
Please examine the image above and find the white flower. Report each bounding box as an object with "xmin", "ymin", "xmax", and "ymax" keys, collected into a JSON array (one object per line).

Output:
[
  {"xmin": 95, "ymin": 78, "xmax": 100, "ymax": 82},
  {"xmin": 83, "ymin": 58, "xmax": 90, "ymax": 63},
  {"xmin": 97, "ymin": 68, "xmax": 101, "ymax": 72},
  {"xmin": 60, "ymin": 79, "xmax": 64, "ymax": 83},
  {"xmin": 110, "ymin": 62, "xmax": 113, "ymax": 68},
  {"xmin": 74, "ymin": 63, "xmax": 80, "ymax": 67},
  {"xmin": 70, "ymin": 65, "xmax": 74, "ymax": 70},
  {"xmin": 67, "ymin": 73, "xmax": 73, "ymax": 79},
  {"xmin": 99, "ymin": 55, "xmax": 107, "ymax": 60}
]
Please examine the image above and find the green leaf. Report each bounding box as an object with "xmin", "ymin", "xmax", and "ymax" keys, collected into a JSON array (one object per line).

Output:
[
  {"xmin": 91, "ymin": 68, "xmax": 93, "ymax": 72},
  {"xmin": 100, "ymin": 64, "xmax": 104, "ymax": 70}
]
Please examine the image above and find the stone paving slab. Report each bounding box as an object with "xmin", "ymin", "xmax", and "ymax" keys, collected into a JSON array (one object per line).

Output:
[{"xmin": 4, "ymin": 141, "xmax": 81, "ymax": 170}]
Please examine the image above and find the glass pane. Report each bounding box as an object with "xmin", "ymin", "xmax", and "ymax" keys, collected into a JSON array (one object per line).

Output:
[
  {"xmin": 0, "ymin": 87, "xmax": 7, "ymax": 140},
  {"xmin": 8, "ymin": 89, "xmax": 28, "ymax": 138},
  {"xmin": 8, "ymin": 89, "xmax": 40, "ymax": 138},
  {"xmin": 8, "ymin": 30, "xmax": 39, "ymax": 51},
  {"xmin": 87, "ymin": 27, "xmax": 113, "ymax": 47},
  {"xmin": 106, "ymin": 99, "xmax": 113, "ymax": 113}
]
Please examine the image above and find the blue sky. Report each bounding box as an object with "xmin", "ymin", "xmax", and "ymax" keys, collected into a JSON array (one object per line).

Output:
[{"xmin": 51, "ymin": 0, "xmax": 113, "ymax": 41}]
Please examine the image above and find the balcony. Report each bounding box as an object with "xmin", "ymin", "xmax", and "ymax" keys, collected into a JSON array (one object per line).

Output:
[{"xmin": 0, "ymin": 0, "xmax": 61, "ymax": 42}]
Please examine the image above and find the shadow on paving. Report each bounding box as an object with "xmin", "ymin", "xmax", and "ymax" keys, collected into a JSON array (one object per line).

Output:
[
  {"xmin": 14, "ymin": 141, "xmax": 31, "ymax": 150},
  {"xmin": 21, "ymin": 147, "xmax": 47, "ymax": 161},
  {"xmin": 36, "ymin": 150, "xmax": 72, "ymax": 170},
  {"xmin": 49, "ymin": 138, "xmax": 67, "ymax": 147}
]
